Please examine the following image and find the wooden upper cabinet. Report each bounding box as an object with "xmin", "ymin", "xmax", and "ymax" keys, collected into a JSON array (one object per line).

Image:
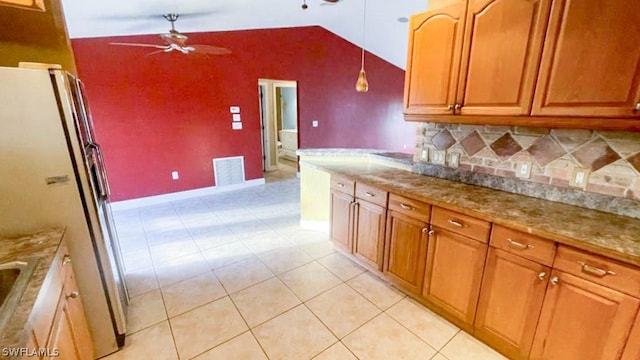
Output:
[
  {"xmin": 404, "ymin": 2, "xmax": 466, "ymax": 115},
  {"xmin": 530, "ymin": 271, "xmax": 640, "ymax": 360},
  {"xmin": 457, "ymin": 0, "xmax": 551, "ymax": 115},
  {"xmin": 532, "ymin": 0, "xmax": 640, "ymax": 117}
]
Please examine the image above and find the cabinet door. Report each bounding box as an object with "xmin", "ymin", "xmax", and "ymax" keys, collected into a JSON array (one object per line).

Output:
[
  {"xmin": 423, "ymin": 228, "xmax": 488, "ymax": 325},
  {"xmin": 530, "ymin": 271, "xmax": 640, "ymax": 360},
  {"xmin": 383, "ymin": 210, "xmax": 429, "ymax": 294},
  {"xmin": 474, "ymin": 248, "xmax": 550, "ymax": 360},
  {"xmin": 330, "ymin": 189, "xmax": 353, "ymax": 253},
  {"xmin": 353, "ymin": 200, "xmax": 386, "ymax": 271},
  {"xmin": 63, "ymin": 265, "xmax": 93, "ymax": 360},
  {"xmin": 457, "ymin": 0, "xmax": 551, "ymax": 115},
  {"xmin": 532, "ymin": 0, "xmax": 640, "ymax": 117},
  {"xmin": 47, "ymin": 294, "xmax": 81, "ymax": 360},
  {"xmin": 404, "ymin": 2, "xmax": 466, "ymax": 115},
  {"xmin": 622, "ymin": 310, "xmax": 640, "ymax": 360}
]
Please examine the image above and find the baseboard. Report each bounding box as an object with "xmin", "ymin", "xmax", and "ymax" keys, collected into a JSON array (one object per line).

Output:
[
  {"xmin": 299, "ymin": 220, "xmax": 330, "ymax": 233},
  {"xmin": 111, "ymin": 178, "xmax": 266, "ymax": 210}
]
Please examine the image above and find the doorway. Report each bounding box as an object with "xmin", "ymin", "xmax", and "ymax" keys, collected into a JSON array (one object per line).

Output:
[{"xmin": 258, "ymin": 79, "xmax": 298, "ymax": 173}]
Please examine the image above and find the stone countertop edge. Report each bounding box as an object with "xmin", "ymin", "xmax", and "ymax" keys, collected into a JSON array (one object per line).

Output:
[
  {"xmin": 0, "ymin": 228, "xmax": 64, "ymax": 352},
  {"xmin": 302, "ymin": 160, "xmax": 640, "ymax": 267},
  {"xmin": 297, "ymin": 148, "xmax": 415, "ymax": 165},
  {"xmin": 297, "ymin": 148, "xmax": 387, "ymax": 158}
]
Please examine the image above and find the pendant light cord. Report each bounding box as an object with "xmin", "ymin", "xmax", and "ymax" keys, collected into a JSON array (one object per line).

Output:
[{"xmin": 361, "ymin": 0, "xmax": 367, "ymax": 70}]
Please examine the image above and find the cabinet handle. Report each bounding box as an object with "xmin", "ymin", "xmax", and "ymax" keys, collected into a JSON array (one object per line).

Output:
[
  {"xmin": 427, "ymin": 229, "xmax": 435, "ymax": 236},
  {"xmin": 63, "ymin": 255, "xmax": 72, "ymax": 265},
  {"xmin": 364, "ymin": 192, "xmax": 375, "ymax": 197},
  {"xmin": 400, "ymin": 203, "xmax": 413, "ymax": 210},
  {"xmin": 421, "ymin": 228, "xmax": 430, "ymax": 234},
  {"xmin": 550, "ymin": 276, "xmax": 559, "ymax": 286},
  {"xmin": 66, "ymin": 291, "xmax": 79, "ymax": 299},
  {"xmin": 454, "ymin": 104, "xmax": 462, "ymax": 111},
  {"xmin": 635, "ymin": 102, "xmax": 640, "ymax": 111},
  {"xmin": 578, "ymin": 261, "xmax": 616, "ymax": 277},
  {"xmin": 447, "ymin": 219, "xmax": 464, "ymax": 227},
  {"xmin": 337, "ymin": 183, "xmax": 345, "ymax": 188},
  {"xmin": 507, "ymin": 238, "xmax": 534, "ymax": 250},
  {"xmin": 538, "ymin": 271, "xmax": 547, "ymax": 281},
  {"xmin": 447, "ymin": 104, "xmax": 453, "ymax": 111}
]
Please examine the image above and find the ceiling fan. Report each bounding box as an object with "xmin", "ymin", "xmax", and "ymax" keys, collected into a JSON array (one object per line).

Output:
[{"xmin": 109, "ymin": 13, "xmax": 231, "ymax": 56}]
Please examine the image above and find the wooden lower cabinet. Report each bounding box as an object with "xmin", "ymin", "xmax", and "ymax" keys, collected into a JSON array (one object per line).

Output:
[
  {"xmin": 623, "ymin": 310, "xmax": 640, "ymax": 360},
  {"xmin": 352, "ymin": 199, "xmax": 386, "ymax": 271},
  {"xmin": 383, "ymin": 210, "xmax": 429, "ymax": 294},
  {"xmin": 474, "ymin": 248, "xmax": 550, "ymax": 359},
  {"xmin": 329, "ymin": 189, "xmax": 353, "ymax": 253},
  {"xmin": 530, "ymin": 271, "xmax": 640, "ymax": 360},
  {"xmin": 27, "ymin": 242, "xmax": 94, "ymax": 360},
  {"xmin": 423, "ymin": 227, "xmax": 487, "ymax": 326}
]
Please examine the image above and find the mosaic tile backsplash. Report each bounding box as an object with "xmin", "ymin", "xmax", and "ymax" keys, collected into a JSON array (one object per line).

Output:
[{"xmin": 415, "ymin": 123, "xmax": 640, "ymax": 201}]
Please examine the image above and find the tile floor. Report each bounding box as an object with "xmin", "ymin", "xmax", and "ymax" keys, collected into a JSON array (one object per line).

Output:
[{"xmin": 104, "ymin": 165, "xmax": 506, "ymax": 360}]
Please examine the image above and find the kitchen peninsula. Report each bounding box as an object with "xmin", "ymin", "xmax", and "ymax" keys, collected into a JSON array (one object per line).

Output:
[{"xmin": 299, "ymin": 148, "xmax": 640, "ymax": 360}]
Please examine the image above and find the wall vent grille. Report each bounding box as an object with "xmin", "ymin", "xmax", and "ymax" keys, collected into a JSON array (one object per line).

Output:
[{"xmin": 212, "ymin": 156, "xmax": 245, "ymax": 186}]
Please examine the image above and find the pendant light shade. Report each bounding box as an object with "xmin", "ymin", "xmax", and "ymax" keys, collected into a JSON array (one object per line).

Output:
[
  {"xmin": 355, "ymin": 51, "xmax": 369, "ymax": 92},
  {"xmin": 355, "ymin": 0, "xmax": 368, "ymax": 93}
]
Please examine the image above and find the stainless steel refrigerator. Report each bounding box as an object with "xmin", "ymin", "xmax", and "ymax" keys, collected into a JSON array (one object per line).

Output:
[{"xmin": 0, "ymin": 65, "xmax": 128, "ymax": 357}]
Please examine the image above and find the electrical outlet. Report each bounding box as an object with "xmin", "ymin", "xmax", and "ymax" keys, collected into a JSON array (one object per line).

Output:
[
  {"xmin": 448, "ymin": 152, "xmax": 460, "ymax": 168},
  {"xmin": 420, "ymin": 148, "xmax": 429, "ymax": 161},
  {"xmin": 312, "ymin": 120, "xmax": 319, "ymax": 127},
  {"xmin": 171, "ymin": 171, "xmax": 179, "ymax": 180},
  {"xmin": 430, "ymin": 150, "xmax": 446, "ymax": 165},
  {"xmin": 516, "ymin": 161, "xmax": 532, "ymax": 179},
  {"xmin": 570, "ymin": 167, "xmax": 590, "ymax": 188}
]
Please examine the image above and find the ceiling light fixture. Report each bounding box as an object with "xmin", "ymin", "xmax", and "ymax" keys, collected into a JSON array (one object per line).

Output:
[
  {"xmin": 355, "ymin": 0, "xmax": 369, "ymax": 93},
  {"xmin": 301, "ymin": 0, "xmax": 308, "ymax": 10}
]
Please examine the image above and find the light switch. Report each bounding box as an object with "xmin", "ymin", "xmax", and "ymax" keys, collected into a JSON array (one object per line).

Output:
[
  {"xmin": 430, "ymin": 150, "xmax": 446, "ymax": 165},
  {"xmin": 230, "ymin": 106, "xmax": 240, "ymax": 113},
  {"xmin": 448, "ymin": 153, "xmax": 460, "ymax": 168},
  {"xmin": 232, "ymin": 122, "xmax": 243, "ymax": 130},
  {"xmin": 171, "ymin": 171, "xmax": 179, "ymax": 180},
  {"xmin": 312, "ymin": 120, "xmax": 319, "ymax": 127},
  {"xmin": 420, "ymin": 149, "xmax": 429, "ymax": 161},
  {"xmin": 232, "ymin": 113, "xmax": 241, "ymax": 122}
]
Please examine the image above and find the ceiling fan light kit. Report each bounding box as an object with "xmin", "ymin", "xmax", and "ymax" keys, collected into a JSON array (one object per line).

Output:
[
  {"xmin": 109, "ymin": 13, "xmax": 231, "ymax": 56},
  {"xmin": 355, "ymin": 0, "xmax": 369, "ymax": 93}
]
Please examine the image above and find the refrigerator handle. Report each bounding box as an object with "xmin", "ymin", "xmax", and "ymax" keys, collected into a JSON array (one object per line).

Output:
[{"xmin": 87, "ymin": 142, "xmax": 111, "ymax": 199}]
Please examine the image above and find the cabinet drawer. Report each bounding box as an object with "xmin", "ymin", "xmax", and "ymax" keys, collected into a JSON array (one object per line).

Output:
[
  {"xmin": 355, "ymin": 183, "xmax": 388, "ymax": 207},
  {"xmin": 431, "ymin": 207, "xmax": 491, "ymax": 243},
  {"xmin": 331, "ymin": 176, "xmax": 355, "ymax": 195},
  {"xmin": 554, "ymin": 246, "xmax": 640, "ymax": 298},
  {"xmin": 388, "ymin": 194, "xmax": 431, "ymax": 222},
  {"xmin": 490, "ymin": 225, "xmax": 556, "ymax": 267}
]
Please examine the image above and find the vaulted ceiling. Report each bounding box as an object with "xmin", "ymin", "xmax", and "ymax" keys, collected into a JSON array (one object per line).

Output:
[{"xmin": 60, "ymin": 0, "xmax": 427, "ymax": 69}]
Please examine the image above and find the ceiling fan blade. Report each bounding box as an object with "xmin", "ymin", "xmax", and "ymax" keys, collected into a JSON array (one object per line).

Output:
[
  {"xmin": 110, "ymin": 42, "xmax": 169, "ymax": 50},
  {"xmin": 188, "ymin": 45, "xmax": 232, "ymax": 55},
  {"xmin": 145, "ymin": 48, "xmax": 172, "ymax": 57}
]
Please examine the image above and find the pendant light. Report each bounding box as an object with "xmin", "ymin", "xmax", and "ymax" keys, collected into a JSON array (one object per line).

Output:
[{"xmin": 355, "ymin": 0, "xmax": 369, "ymax": 92}]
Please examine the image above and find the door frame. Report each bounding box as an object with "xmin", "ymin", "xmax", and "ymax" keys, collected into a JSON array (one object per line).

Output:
[{"xmin": 258, "ymin": 79, "xmax": 297, "ymax": 172}]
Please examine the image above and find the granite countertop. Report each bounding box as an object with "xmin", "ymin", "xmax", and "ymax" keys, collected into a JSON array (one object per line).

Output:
[
  {"xmin": 0, "ymin": 228, "xmax": 64, "ymax": 352},
  {"xmin": 302, "ymin": 160, "xmax": 640, "ymax": 267}
]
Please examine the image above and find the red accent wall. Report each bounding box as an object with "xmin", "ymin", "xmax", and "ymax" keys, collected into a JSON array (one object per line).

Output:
[{"xmin": 72, "ymin": 26, "xmax": 416, "ymax": 201}]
